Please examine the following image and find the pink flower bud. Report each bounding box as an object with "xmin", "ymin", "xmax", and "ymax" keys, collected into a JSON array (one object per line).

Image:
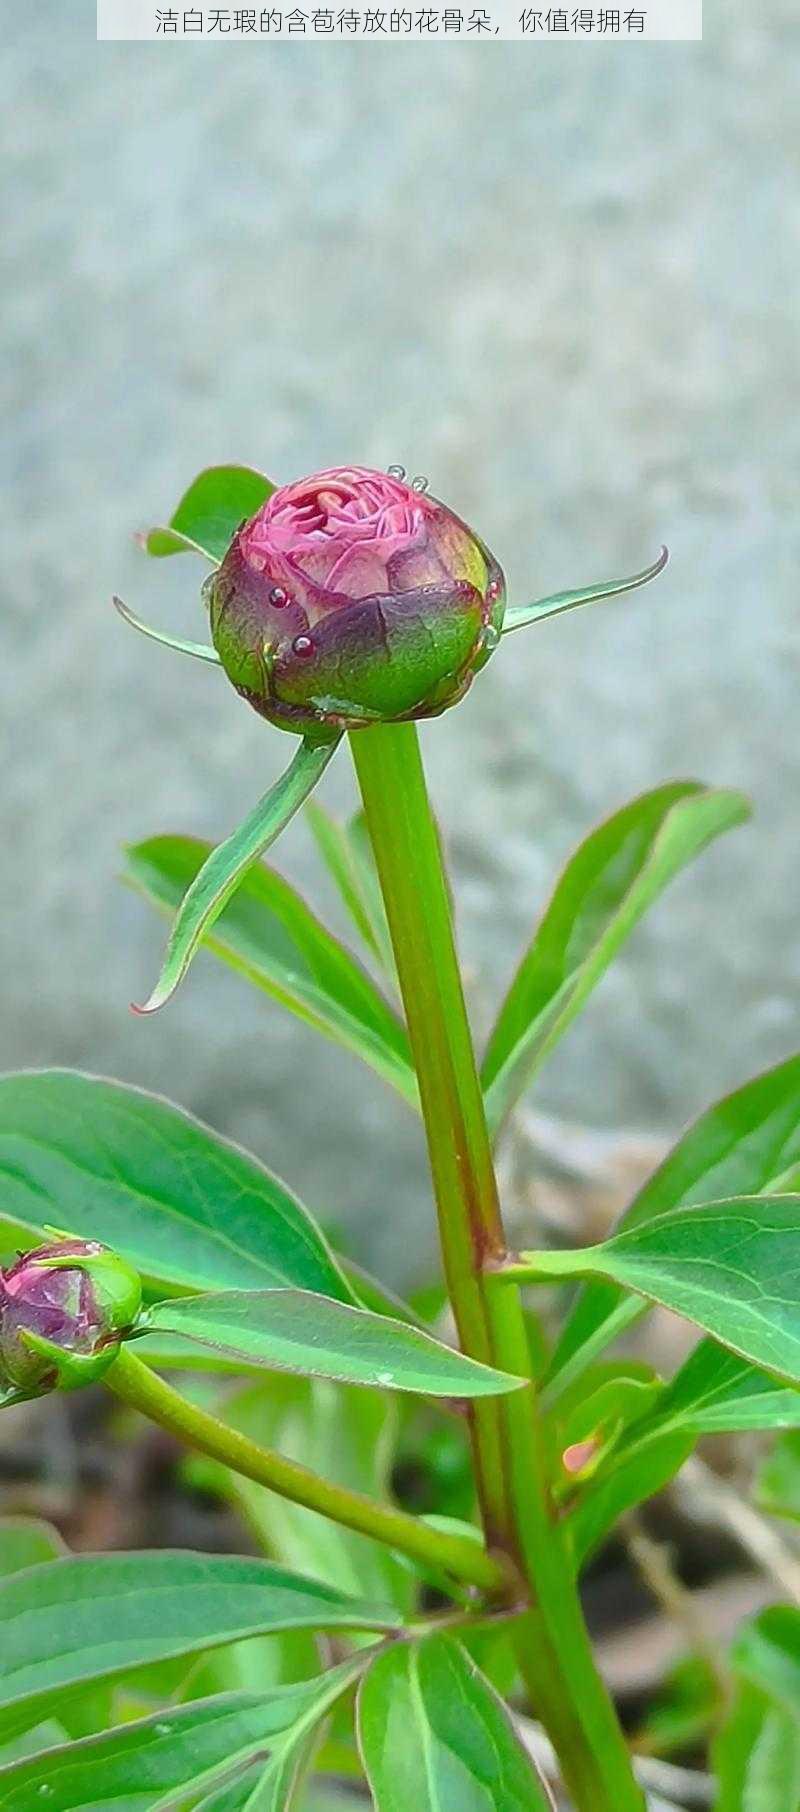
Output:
[
  {"xmin": 206, "ymin": 466, "xmax": 505, "ymax": 734},
  {"xmin": 0, "ymin": 1239, "xmax": 142, "ymax": 1396}
]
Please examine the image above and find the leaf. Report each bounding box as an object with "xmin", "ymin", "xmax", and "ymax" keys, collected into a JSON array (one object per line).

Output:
[
  {"xmin": 501, "ymin": 545, "xmax": 669, "ymax": 637},
  {"xmin": 549, "ymin": 1051, "xmax": 800, "ymax": 1399},
  {"xmin": 623, "ymin": 1338, "xmax": 800, "ymax": 1444},
  {"xmin": 756, "ymin": 1432, "xmax": 800, "ymax": 1523},
  {"xmin": 720, "ymin": 1611, "xmax": 800, "ymax": 1812},
  {"xmin": 135, "ymin": 738, "xmax": 341, "ymax": 1015},
  {"xmin": 124, "ymin": 835, "xmax": 415, "ymax": 1107},
  {"xmin": 0, "ymin": 1666, "xmax": 362, "ymax": 1811},
  {"xmin": 357, "ymin": 1635, "xmax": 552, "ymax": 1811},
  {"xmin": 145, "ymin": 1291, "xmax": 525, "ymax": 1398},
  {"xmin": 0, "ymin": 1071, "xmax": 353, "ymax": 1303},
  {"xmin": 0, "ymin": 1519, "xmax": 66, "ymax": 1579},
  {"xmin": 207, "ymin": 1374, "xmax": 411, "ymax": 1609},
  {"xmin": 482, "ymin": 782, "xmax": 749, "ymax": 1137},
  {"xmin": 566, "ymin": 1430, "xmax": 695, "ymax": 1570},
  {"xmin": 0, "ymin": 1690, "xmax": 300, "ymax": 1810},
  {"xmin": 0, "ymin": 1551, "xmax": 397, "ymax": 1738},
  {"xmin": 305, "ymin": 802, "xmax": 394, "ymax": 976},
  {"xmin": 733, "ymin": 1607, "xmax": 800, "ymax": 1721},
  {"xmin": 142, "ymin": 467, "xmax": 275, "ymax": 564},
  {"xmin": 513, "ymin": 1196, "xmax": 800, "ymax": 1386}
]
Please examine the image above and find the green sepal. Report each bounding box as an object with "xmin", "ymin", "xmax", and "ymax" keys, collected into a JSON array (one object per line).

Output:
[
  {"xmin": 18, "ymin": 1330, "xmax": 122, "ymax": 1394},
  {"xmin": 134, "ymin": 735, "xmax": 342, "ymax": 1014},
  {"xmin": 502, "ymin": 545, "xmax": 669, "ymax": 636},
  {"xmin": 113, "ymin": 595, "xmax": 222, "ymax": 665}
]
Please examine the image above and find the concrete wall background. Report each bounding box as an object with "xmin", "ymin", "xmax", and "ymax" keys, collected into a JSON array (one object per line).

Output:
[{"xmin": 3, "ymin": 4, "xmax": 798, "ymax": 1283}]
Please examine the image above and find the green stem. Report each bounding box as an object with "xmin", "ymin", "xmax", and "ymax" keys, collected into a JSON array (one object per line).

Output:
[
  {"xmin": 106, "ymin": 1346, "xmax": 509, "ymax": 1598},
  {"xmin": 351, "ymin": 721, "xmax": 643, "ymax": 1812}
]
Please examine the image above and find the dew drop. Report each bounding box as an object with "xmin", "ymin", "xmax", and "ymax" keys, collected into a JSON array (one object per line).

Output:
[
  {"xmin": 292, "ymin": 634, "xmax": 314, "ymax": 659},
  {"xmin": 377, "ymin": 1370, "xmax": 395, "ymax": 1386},
  {"xmin": 269, "ymin": 585, "xmax": 289, "ymax": 608},
  {"xmin": 411, "ymin": 475, "xmax": 429, "ymax": 493},
  {"xmin": 481, "ymin": 624, "xmax": 501, "ymax": 654},
  {"xmin": 37, "ymin": 1789, "xmax": 54, "ymax": 1801},
  {"xmin": 386, "ymin": 464, "xmax": 407, "ymax": 480},
  {"xmin": 487, "ymin": 578, "xmax": 501, "ymax": 602},
  {"xmin": 155, "ymin": 1723, "xmax": 171, "ymax": 1737}
]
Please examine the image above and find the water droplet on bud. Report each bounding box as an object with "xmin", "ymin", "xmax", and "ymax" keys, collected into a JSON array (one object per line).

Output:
[
  {"xmin": 292, "ymin": 635, "xmax": 314, "ymax": 659},
  {"xmin": 269, "ymin": 586, "xmax": 289, "ymax": 608},
  {"xmin": 377, "ymin": 1370, "xmax": 395, "ymax": 1386},
  {"xmin": 155, "ymin": 1723, "xmax": 171, "ymax": 1737},
  {"xmin": 386, "ymin": 464, "xmax": 407, "ymax": 480},
  {"xmin": 38, "ymin": 1789, "xmax": 54, "ymax": 1801},
  {"xmin": 487, "ymin": 578, "xmax": 501, "ymax": 602},
  {"xmin": 481, "ymin": 624, "xmax": 500, "ymax": 653},
  {"xmin": 411, "ymin": 475, "xmax": 429, "ymax": 493}
]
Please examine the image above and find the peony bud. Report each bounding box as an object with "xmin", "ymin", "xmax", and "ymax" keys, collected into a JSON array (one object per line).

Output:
[
  {"xmin": 205, "ymin": 466, "xmax": 506, "ymax": 734},
  {"xmin": 0, "ymin": 1239, "xmax": 142, "ymax": 1397}
]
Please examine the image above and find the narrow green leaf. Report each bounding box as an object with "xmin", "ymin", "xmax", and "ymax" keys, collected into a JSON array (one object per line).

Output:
[
  {"xmin": 135, "ymin": 738, "xmax": 341, "ymax": 1015},
  {"xmin": 742, "ymin": 1706, "xmax": 800, "ymax": 1812},
  {"xmin": 623, "ymin": 1338, "xmax": 800, "ymax": 1444},
  {"xmin": 146, "ymin": 1291, "xmax": 525, "ymax": 1398},
  {"xmin": 305, "ymin": 801, "xmax": 394, "ymax": 973},
  {"xmin": 357, "ymin": 1635, "xmax": 552, "ymax": 1811},
  {"xmin": 714, "ymin": 1684, "xmax": 776, "ymax": 1812},
  {"xmin": 124, "ymin": 834, "xmax": 415, "ymax": 1107},
  {"xmin": 482, "ymin": 782, "xmax": 749, "ymax": 1137},
  {"xmin": 549, "ymin": 1052, "xmax": 800, "ymax": 1399},
  {"xmin": 0, "ymin": 1685, "xmax": 318, "ymax": 1811},
  {"xmin": 501, "ymin": 545, "xmax": 669, "ymax": 636},
  {"xmin": 716, "ymin": 1611, "xmax": 800, "ymax": 1812},
  {"xmin": 0, "ymin": 1071, "xmax": 353, "ymax": 1303},
  {"xmin": 567, "ymin": 1430, "xmax": 694, "ymax": 1571},
  {"xmin": 142, "ymin": 467, "xmax": 275, "ymax": 564},
  {"xmin": 513, "ymin": 1195, "xmax": 800, "ymax": 1386},
  {"xmin": 0, "ymin": 1551, "xmax": 397, "ymax": 1737},
  {"xmin": 0, "ymin": 1519, "xmax": 66, "ymax": 1579}
]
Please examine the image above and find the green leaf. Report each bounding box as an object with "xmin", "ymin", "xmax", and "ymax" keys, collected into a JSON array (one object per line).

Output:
[
  {"xmin": 623, "ymin": 1338, "xmax": 800, "ymax": 1444},
  {"xmin": 501, "ymin": 545, "xmax": 669, "ymax": 637},
  {"xmin": 566, "ymin": 1430, "xmax": 693, "ymax": 1571},
  {"xmin": 733, "ymin": 1607, "xmax": 800, "ymax": 1719},
  {"xmin": 124, "ymin": 835, "xmax": 415, "ymax": 1107},
  {"xmin": 0, "ymin": 1071, "xmax": 353, "ymax": 1303},
  {"xmin": 0, "ymin": 1551, "xmax": 397, "ymax": 1738},
  {"xmin": 482, "ymin": 781, "xmax": 749, "ymax": 1137},
  {"xmin": 0, "ymin": 1519, "xmax": 66, "ymax": 1579},
  {"xmin": 207, "ymin": 1375, "xmax": 411, "ymax": 1609},
  {"xmin": 142, "ymin": 467, "xmax": 275, "ymax": 564},
  {"xmin": 145, "ymin": 1291, "xmax": 525, "ymax": 1398},
  {"xmin": 549, "ymin": 1051, "xmax": 800, "ymax": 1399},
  {"xmin": 714, "ymin": 1684, "xmax": 775, "ymax": 1812},
  {"xmin": 0, "ymin": 1666, "xmax": 362, "ymax": 1811},
  {"xmin": 513, "ymin": 1195, "xmax": 800, "ymax": 1386},
  {"xmin": 756, "ymin": 1432, "xmax": 800, "ymax": 1523},
  {"xmin": 135, "ymin": 739, "xmax": 341, "ymax": 1015},
  {"xmin": 305, "ymin": 802, "xmax": 394, "ymax": 976},
  {"xmin": 357, "ymin": 1635, "xmax": 552, "ymax": 1811}
]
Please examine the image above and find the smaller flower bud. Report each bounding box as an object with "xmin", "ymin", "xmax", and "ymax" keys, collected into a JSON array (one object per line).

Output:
[{"xmin": 0, "ymin": 1239, "xmax": 142, "ymax": 1397}]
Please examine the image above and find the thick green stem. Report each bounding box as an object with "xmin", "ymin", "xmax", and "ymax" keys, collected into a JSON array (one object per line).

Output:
[
  {"xmin": 351, "ymin": 721, "xmax": 643, "ymax": 1812},
  {"xmin": 106, "ymin": 1346, "xmax": 509, "ymax": 1598}
]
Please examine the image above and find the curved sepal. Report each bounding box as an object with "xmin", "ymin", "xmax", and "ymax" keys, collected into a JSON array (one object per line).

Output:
[
  {"xmin": 18, "ymin": 1329, "xmax": 121, "ymax": 1393},
  {"xmin": 113, "ymin": 595, "xmax": 222, "ymax": 665},
  {"xmin": 134, "ymin": 735, "xmax": 342, "ymax": 1014},
  {"xmin": 502, "ymin": 545, "xmax": 669, "ymax": 636}
]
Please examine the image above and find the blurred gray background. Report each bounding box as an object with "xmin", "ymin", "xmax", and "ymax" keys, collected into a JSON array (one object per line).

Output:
[{"xmin": 3, "ymin": 4, "xmax": 798, "ymax": 1285}]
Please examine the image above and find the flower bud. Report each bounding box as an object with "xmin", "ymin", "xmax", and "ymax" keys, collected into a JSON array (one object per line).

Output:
[
  {"xmin": 205, "ymin": 466, "xmax": 506, "ymax": 734},
  {"xmin": 0, "ymin": 1239, "xmax": 142, "ymax": 1396}
]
